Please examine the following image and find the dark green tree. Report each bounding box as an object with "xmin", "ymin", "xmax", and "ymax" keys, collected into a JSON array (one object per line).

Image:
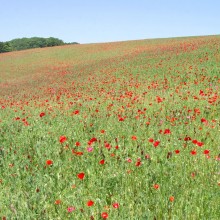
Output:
[
  {"xmin": 0, "ymin": 42, "xmax": 12, "ymax": 53},
  {"xmin": 0, "ymin": 37, "xmax": 78, "ymax": 53}
]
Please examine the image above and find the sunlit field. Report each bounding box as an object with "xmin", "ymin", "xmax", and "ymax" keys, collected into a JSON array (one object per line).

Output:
[{"xmin": 0, "ymin": 35, "xmax": 220, "ymax": 219}]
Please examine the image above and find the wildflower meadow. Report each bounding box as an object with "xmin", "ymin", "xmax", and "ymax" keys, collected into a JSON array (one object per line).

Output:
[{"xmin": 0, "ymin": 35, "xmax": 220, "ymax": 219}]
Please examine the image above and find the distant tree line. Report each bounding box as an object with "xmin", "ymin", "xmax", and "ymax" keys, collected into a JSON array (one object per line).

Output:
[{"xmin": 0, "ymin": 37, "xmax": 79, "ymax": 53}]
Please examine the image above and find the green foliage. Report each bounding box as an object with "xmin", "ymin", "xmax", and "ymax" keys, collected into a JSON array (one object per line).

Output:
[
  {"xmin": 8, "ymin": 37, "xmax": 65, "ymax": 51},
  {"xmin": 65, "ymin": 42, "xmax": 79, "ymax": 45},
  {"xmin": 0, "ymin": 42, "xmax": 12, "ymax": 53},
  {"xmin": 0, "ymin": 37, "xmax": 79, "ymax": 53}
]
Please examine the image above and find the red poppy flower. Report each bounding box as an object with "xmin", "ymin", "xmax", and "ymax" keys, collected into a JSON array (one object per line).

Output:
[
  {"xmin": 105, "ymin": 142, "xmax": 111, "ymax": 150},
  {"xmin": 164, "ymin": 129, "xmax": 171, "ymax": 134},
  {"xmin": 40, "ymin": 112, "xmax": 45, "ymax": 117},
  {"xmin": 191, "ymin": 150, "xmax": 196, "ymax": 155},
  {"xmin": 169, "ymin": 196, "xmax": 175, "ymax": 202},
  {"xmin": 174, "ymin": 150, "xmax": 180, "ymax": 154},
  {"xmin": 89, "ymin": 137, "xmax": 97, "ymax": 144},
  {"xmin": 55, "ymin": 199, "xmax": 61, "ymax": 205},
  {"xmin": 196, "ymin": 142, "xmax": 204, "ymax": 147},
  {"xmin": 60, "ymin": 136, "xmax": 67, "ymax": 143},
  {"xmin": 101, "ymin": 212, "xmax": 108, "ymax": 219},
  {"xmin": 87, "ymin": 200, "xmax": 94, "ymax": 206},
  {"xmin": 135, "ymin": 161, "xmax": 141, "ymax": 166},
  {"xmin": 192, "ymin": 140, "xmax": 198, "ymax": 144},
  {"xmin": 201, "ymin": 118, "xmax": 207, "ymax": 123},
  {"xmin": 203, "ymin": 150, "xmax": 210, "ymax": 154},
  {"xmin": 156, "ymin": 96, "xmax": 163, "ymax": 103},
  {"xmin": 132, "ymin": 136, "xmax": 137, "ymax": 140},
  {"xmin": 77, "ymin": 172, "xmax": 85, "ymax": 180},
  {"xmin": 145, "ymin": 154, "xmax": 151, "ymax": 159},
  {"xmin": 75, "ymin": 151, "xmax": 83, "ymax": 156},
  {"xmin": 148, "ymin": 138, "xmax": 154, "ymax": 143},
  {"xmin": 75, "ymin": 142, "xmax": 81, "ymax": 147},
  {"xmin": 184, "ymin": 136, "xmax": 191, "ymax": 141},
  {"xmin": 74, "ymin": 110, "xmax": 79, "ymax": 115},
  {"xmin": 191, "ymin": 172, "xmax": 196, "ymax": 178},
  {"xmin": 119, "ymin": 117, "xmax": 124, "ymax": 121},
  {"xmin": 153, "ymin": 141, "xmax": 160, "ymax": 147},
  {"xmin": 46, "ymin": 160, "xmax": 53, "ymax": 165},
  {"xmin": 153, "ymin": 184, "xmax": 159, "ymax": 189},
  {"xmin": 194, "ymin": 108, "xmax": 200, "ymax": 114},
  {"xmin": 99, "ymin": 159, "xmax": 105, "ymax": 165},
  {"xmin": 112, "ymin": 203, "xmax": 119, "ymax": 208},
  {"xmin": 199, "ymin": 90, "xmax": 204, "ymax": 95}
]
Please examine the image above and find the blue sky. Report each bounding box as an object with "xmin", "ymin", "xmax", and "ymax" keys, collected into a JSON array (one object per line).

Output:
[{"xmin": 1, "ymin": 0, "xmax": 219, "ymax": 43}]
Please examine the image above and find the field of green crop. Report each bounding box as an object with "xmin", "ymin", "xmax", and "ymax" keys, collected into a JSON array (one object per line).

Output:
[{"xmin": 0, "ymin": 35, "xmax": 220, "ymax": 219}]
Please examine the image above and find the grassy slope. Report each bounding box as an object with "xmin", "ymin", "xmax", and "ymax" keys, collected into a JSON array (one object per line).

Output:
[{"xmin": 0, "ymin": 35, "xmax": 220, "ymax": 219}]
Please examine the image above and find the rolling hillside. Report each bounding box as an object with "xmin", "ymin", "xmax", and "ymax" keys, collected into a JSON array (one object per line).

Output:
[{"xmin": 0, "ymin": 35, "xmax": 220, "ymax": 219}]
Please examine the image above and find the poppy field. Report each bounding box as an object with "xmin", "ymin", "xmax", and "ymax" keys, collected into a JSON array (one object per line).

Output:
[{"xmin": 0, "ymin": 35, "xmax": 220, "ymax": 219}]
